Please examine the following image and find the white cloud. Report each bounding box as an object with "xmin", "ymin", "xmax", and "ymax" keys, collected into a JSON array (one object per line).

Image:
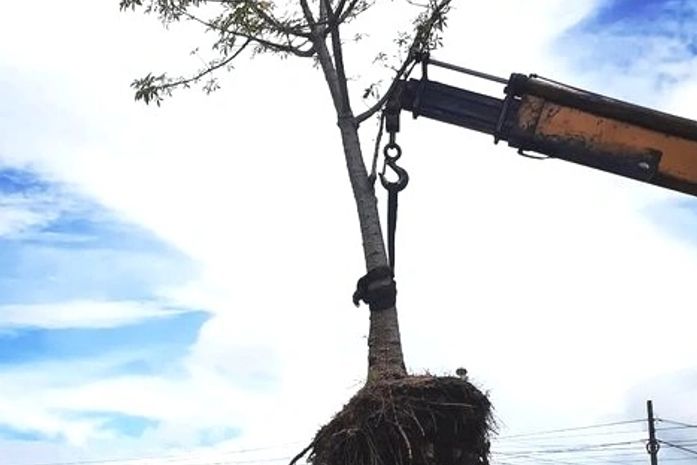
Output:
[
  {"xmin": 2, "ymin": 0, "xmax": 697, "ymax": 463},
  {"xmin": 0, "ymin": 190, "xmax": 71, "ymax": 237},
  {"xmin": 550, "ymin": 1, "xmax": 697, "ymax": 116},
  {"xmin": 0, "ymin": 300, "xmax": 189, "ymax": 330},
  {"xmin": 0, "ymin": 204, "xmax": 50, "ymax": 237}
]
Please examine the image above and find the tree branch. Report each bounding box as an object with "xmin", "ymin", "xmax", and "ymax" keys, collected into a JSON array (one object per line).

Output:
[
  {"xmin": 133, "ymin": 37, "xmax": 252, "ymax": 104},
  {"xmin": 355, "ymin": 56, "xmax": 416, "ymax": 124},
  {"xmin": 337, "ymin": 0, "xmax": 361, "ymax": 23},
  {"xmin": 287, "ymin": 441, "xmax": 315, "ymax": 465},
  {"xmin": 317, "ymin": 0, "xmax": 360, "ymax": 37},
  {"xmin": 314, "ymin": 36, "xmax": 344, "ymax": 112},
  {"xmin": 203, "ymin": 0, "xmax": 313, "ymax": 38},
  {"xmin": 298, "ymin": 0, "xmax": 317, "ymax": 28},
  {"xmin": 355, "ymin": 0, "xmax": 451, "ymax": 124},
  {"xmin": 299, "ymin": 0, "xmax": 345, "ymax": 112},
  {"xmin": 319, "ymin": 0, "xmax": 328, "ymax": 23},
  {"xmin": 334, "ymin": 0, "xmax": 348, "ymax": 17},
  {"xmin": 177, "ymin": 7, "xmax": 316, "ymax": 57},
  {"xmin": 323, "ymin": 0, "xmax": 352, "ymax": 116}
]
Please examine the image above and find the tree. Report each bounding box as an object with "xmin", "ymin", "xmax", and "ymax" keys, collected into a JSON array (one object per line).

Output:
[
  {"xmin": 119, "ymin": 1, "xmax": 493, "ymax": 465},
  {"xmin": 120, "ymin": 0, "xmax": 450, "ymax": 383}
]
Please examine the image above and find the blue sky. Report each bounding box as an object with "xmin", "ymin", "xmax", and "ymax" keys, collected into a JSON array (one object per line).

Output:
[
  {"xmin": 0, "ymin": 167, "xmax": 210, "ymax": 443},
  {"xmin": 2, "ymin": 0, "xmax": 697, "ymax": 464},
  {"xmin": 0, "ymin": 169, "xmax": 194, "ymax": 305},
  {"xmin": 556, "ymin": 0, "xmax": 697, "ymax": 103},
  {"xmin": 0, "ymin": 312, "xmax": 207, "ymax": 365},
  {"xmin": 587, "ymin": 0, "xmax": 685, "ymax": 28},
  {"xmin": 0, "ymin": 167, "xmax": 199, "ymax": 309},
  {"xmin": 643, "ymin": 198, "xmax": 697, "ymax": 248},
  {"xmin": 569, "ymin": 0, "xmax": 697, "ymax": 48},
  {"xmin": 556, "ymin": 0, "xmax": 697, "ymax": 240}
]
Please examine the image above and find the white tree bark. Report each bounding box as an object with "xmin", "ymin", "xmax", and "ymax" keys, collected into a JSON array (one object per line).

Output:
[{"xmin": 312, "ymin": 28, "xmax": 407, "ymax": 383}]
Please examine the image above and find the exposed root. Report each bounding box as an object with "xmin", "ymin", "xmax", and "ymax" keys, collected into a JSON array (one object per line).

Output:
[
  {"xmin": 305, "ymin": 375, "xmax": 493, "ymax": 465},
  {"xmin": 289, "ymin": 440, "xmax": 315, "ymax": 465}
]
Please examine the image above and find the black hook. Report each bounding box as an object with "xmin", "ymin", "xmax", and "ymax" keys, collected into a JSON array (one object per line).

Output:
[
  {"xmin": 383, "ymin": 141, "xmax": 402, "ymax": 161},
  {"xmin": 380, "ymin": 159, "xmax": 409, "ymax": 193}
]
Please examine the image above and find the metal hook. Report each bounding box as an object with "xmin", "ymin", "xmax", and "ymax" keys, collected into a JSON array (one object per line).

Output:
[
  {"xmin": 380, "ymin": 159, "xmax": 409, "ymax": 193},
  {"xmin": 383, "ymin": 141, "xmax": 402, "ymax": 161}
]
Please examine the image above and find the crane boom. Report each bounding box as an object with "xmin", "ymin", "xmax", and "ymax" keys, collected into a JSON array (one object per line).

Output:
[{"xmin": 391, "ymin": 61, "xmax": 697, "ymax": 197}]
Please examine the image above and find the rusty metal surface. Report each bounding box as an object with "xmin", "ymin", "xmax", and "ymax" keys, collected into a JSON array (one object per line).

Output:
[
  {"xmin": 514, "ymin": 95, "xmax": 545, "ymax": 133},
  {"xmin": 391, "ymin": 75, "xmax": 697, "ymax": 197},
  {"xmin": 509, "ymin": 97, "xmax": 697, "ymax": 196},
  {"xmin": 507, "ymin": 74, "xmax": 697, "ymax": 142}
]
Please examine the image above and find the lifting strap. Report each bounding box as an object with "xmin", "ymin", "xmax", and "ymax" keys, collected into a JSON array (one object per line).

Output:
[
  {"xmin": 352, "ymin": 95, "xmax": 409, "ymax": 312},
  {"xmin": 352, "ymin": 266, "xmax": 396, "ymax": 311},
  {"xmin": 380, "ymin": 89, "xmax": 408, "ymax": 272},
  {"xmin": 381, "ymin": 138, "xmax": 409, "ymax": 270}
]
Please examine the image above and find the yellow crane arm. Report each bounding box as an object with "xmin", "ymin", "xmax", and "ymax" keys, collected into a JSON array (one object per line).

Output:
[{"xmin": 394, "ymin": 60, "xmax": 697, "ymax": 197}]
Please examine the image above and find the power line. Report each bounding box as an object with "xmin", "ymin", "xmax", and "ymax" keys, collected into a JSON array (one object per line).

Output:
[
  {"xmin": 494, "ymin": 441, "xmax": 644, "ymax": 454},
  {"xmin": 7, "ymin": 458, "xmax": 293, "ymax": 465},
  {"xmin": 495, "ymin": 427, "xmax": 647, "ymax": 443},
  {"xmin": 657, "ymin": 427, "xmax": 697, "ymax": 433},
  {"xmin": 146, "ymin": 456, "xmax": 292, "ymax": 465},
  {"xmin": 660, "ymin": 440, "xmax": 697, "ymax": 457},
  {"xmin": 494, "ymin": 439, "xmax": 645, "ymax": 451},
  {"xmin": 493, "ymin": 455, "xmax": 638, "ymax": 465},
  {"xmin": 494, "ymin": 440, "xmax": 645, "ymax": 457},
  {"xmin": 495, "ymin": 454, "xmax": 587, "ymax": 465},
  {"xmin": 494, "ymin": 442, "xmax": 644, "ymax": 459},
  {"xmin": 495, "ymin": 452, "xmax": 643, "ymax": 465},
  {"xmin": 493, "ymin": 451, "xmax": 605, "ymax": 465},
  {"xmin": 494, "ymin": 445, "xmax": 645, "ymax": 455},
  {"xmin": 495, "ymin": 454, "xmax": 697, "ymax": 465},
  {"xmin": 546, "ymin": 452, "xmax": 645, "ymax": 459},
  {"xmin": 659, "ymin": 419, "xmax": 697, "ymax": 429},
  {"xmin": 496, "ymin": 458, "xmax": 697, "ymax": 465},
  {"xmin": 659, "ymin": 440, "xmax": 697, "ymax": 447},
  {"xmin": 500, "ymin": 451, "xmax": 648, "ymax": 460},
  {"xmin": 498, "ymin": 420, "xmax": 645, "ymax": 439},
  {"xmin": 3, "ymin": 443, "xmax": 302, "ymax": 465}
]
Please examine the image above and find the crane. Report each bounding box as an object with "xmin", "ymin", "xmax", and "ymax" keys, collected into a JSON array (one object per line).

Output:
[
  {"xmin": 354, "ymin": 55, "xmax": 697, "ymax": 310},
  {"xmin": 384, "ymin": 55, "xmax": 697, "ymax": 197}
]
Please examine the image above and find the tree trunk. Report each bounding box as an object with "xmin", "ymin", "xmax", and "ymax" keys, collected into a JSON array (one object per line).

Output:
[
  {"xmin": 312, "ymin": 26, "xmax": 406, "ymax": 383},
  {"xmin": 336, "ymin": 118, "xmax": 407, "ymax": 384}
]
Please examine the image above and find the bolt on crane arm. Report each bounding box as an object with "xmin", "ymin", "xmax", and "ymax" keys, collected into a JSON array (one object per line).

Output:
[{"xmin": 391, "ymin": 57, "xmax": 697, "ymax": 197}]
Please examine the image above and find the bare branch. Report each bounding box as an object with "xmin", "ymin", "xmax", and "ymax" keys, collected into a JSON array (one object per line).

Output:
[
  {"xmin": 314, "ymin": 38, "xmax": 344, "ymax": 111},
  {"xmin": 298, "ymin": 0, "xmax": 318, "ymax": 28},
  {"xmin": 288, "ymin": 441, "xmax": 315, "ymax": 465},
  {"xmin": 133, "ymin": 37, "xmax": 252, "ymax": 104},
  {"xmin": 355, "ymin": 0, "xmax": 451, "ymax": 124},
  {"xmin": 120, "ymin": 0, "xmax": 209, "ymax": 22},
  {"xmin": 323, "ymin": 0, "xmax": 352, "ymax": 115},
  {"xmin": 337, "ymin": 0, "xmax": 362, "ymax": 22},
  {"xmin": 319, "ymin": 0, "xmax": 327, "ymax": 23},
  {"xmin": 203, "ymin": 0, "xmax": 313, "ymax": 38},
  {"xmin": 355, "ymin": 57, "xmax": 416, "ymax": 124},
  {"xmin": 299, "ymin": 0, "xmax": 345, "ymax": 113},
  {"xmin": 177, "ymin": 7, "xmax": 316, "ymax": 57},
  {"xmin": 334, "ymin": 0, "xmax": 348, "ymax": 16}
]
